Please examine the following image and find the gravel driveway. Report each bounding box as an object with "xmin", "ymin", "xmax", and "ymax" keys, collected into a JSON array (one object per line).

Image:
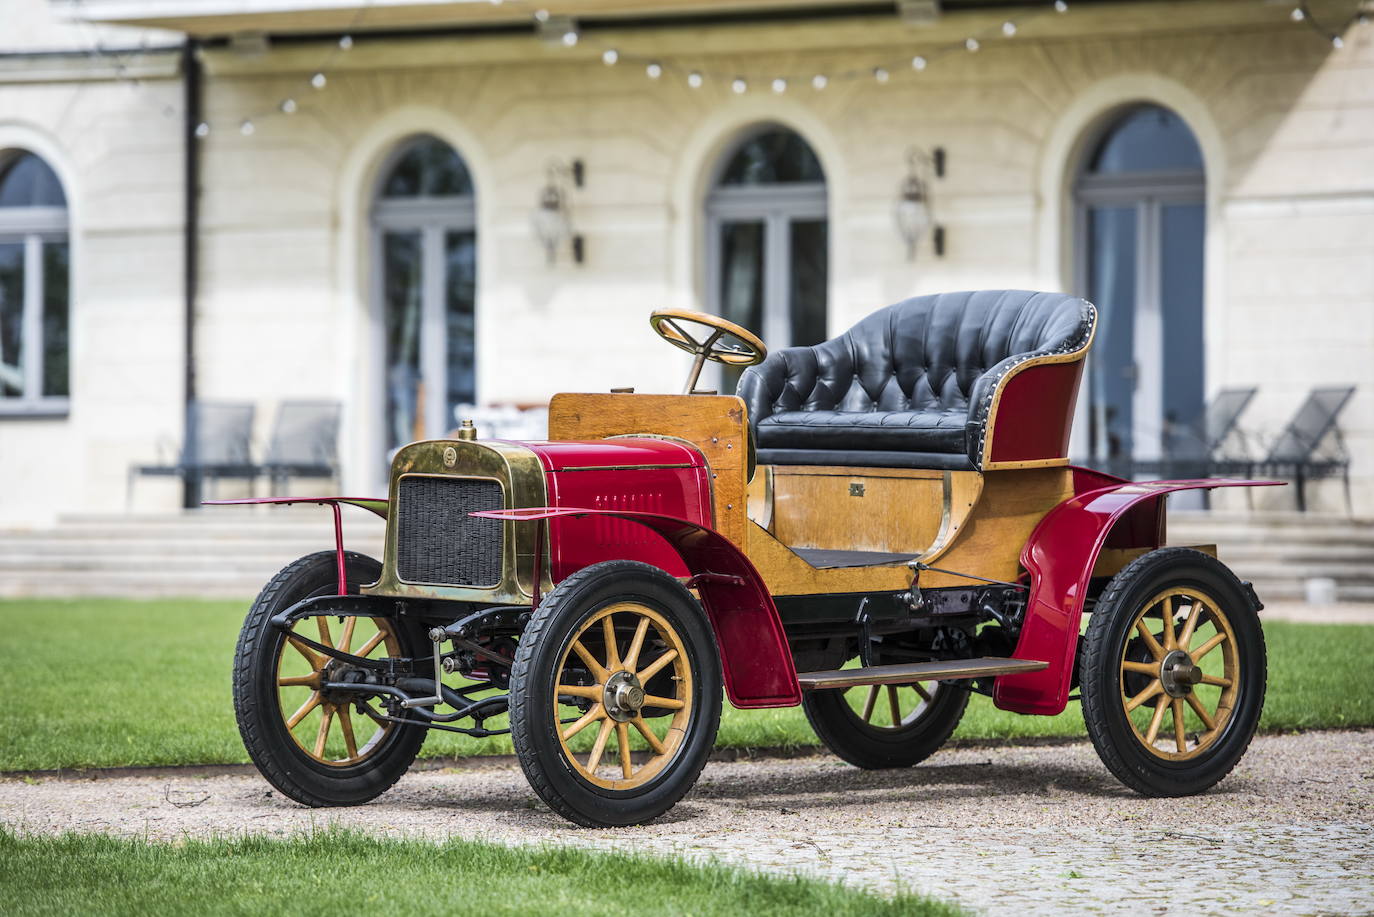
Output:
[{"xmin": 4, "ymin": 731, "xmax": 1371, "ymax": 916}]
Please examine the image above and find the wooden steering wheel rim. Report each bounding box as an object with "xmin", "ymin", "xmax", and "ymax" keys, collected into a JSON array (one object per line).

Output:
[{"xmin": 648, "ymin": 309, "xmax": 767, "ymax": 367}]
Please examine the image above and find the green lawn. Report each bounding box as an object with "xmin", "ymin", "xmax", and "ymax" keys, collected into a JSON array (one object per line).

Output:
[
  {"xmin": 0, "ymin": 830, "xmax": 961, "ymax": 917},
  {"xmin": 1, "ymin": 598, "xmax": 1370, "ymax": 771}
]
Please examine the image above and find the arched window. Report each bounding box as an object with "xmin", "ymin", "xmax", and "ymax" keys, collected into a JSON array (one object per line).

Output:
[
  {"xmin": 706, "ymin": 126, "xmax": 827, "ymax": 391},
  {"xmin": 1074, "ymin": 104, "xmax": 1205, "ymax": 471},
  {"xmin": 0, "ymin": 150, "xmax": 69, "ymax": 413},
  {"xmin": 371, "ymin": 135, "xmax": 476, "ymax": 451}
]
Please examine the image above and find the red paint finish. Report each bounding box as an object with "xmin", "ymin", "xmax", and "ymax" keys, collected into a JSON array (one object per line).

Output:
[
  {"xmin": 521, "ymin": 439, "xmax": 703, "ymax": 472},
  {"xmin": 987, "ymin": 361, "xmax": 1085, "ymax": 464},
  {"xmin": 993, "ymin": 478, "xmax": 1284, "ymax": 716},
  {"xmin": 473, "ymin": 507, "xmax": 802, "ymax": 709}
]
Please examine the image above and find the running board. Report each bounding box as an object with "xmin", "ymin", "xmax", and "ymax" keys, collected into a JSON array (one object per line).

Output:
[{"xmin": 797, "ymin": 657, "xmax": 1049, "ymax": 691}]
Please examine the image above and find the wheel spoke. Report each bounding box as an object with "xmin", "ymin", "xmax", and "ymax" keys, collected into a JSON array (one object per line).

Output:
[
  {"xmin": 586, "ymin": 718, "xmax": 614, "ymax": 773},
  {"xmin": 1134, "ymin": 620, "xmax": 1165, "ymax": 660},
  {"xmin": 1122, "ymin": 661, "xmax": 1158, "ymax": 676},
  {"xmin": 1185, "ymin": 692, "xmax": 1216, "ymax": 731},
  {"xmin": 277, "ymin": 673, "xmax": 318, "ymax": 688},
  {"xmin": 860, "ymin": 685, "xmax": 879, "ymax": 722},
  {"xmin": 1191, "ymin": 632, "xmax": 1227, "ymax": 662},
  {"xmin": 1125, "ymin": 679, "xmax": 1163, "ymax": 712},
  {"xmin": 623, "ymin": 616, "xmax": 651, "ymax": 672},
  {"xmin": 571, "ymin": 639, "xmax": 608, "ymax": 682},
  {"xmin": 1199, "ymin": 674, "xmax": 1232, "ymax": 688},
  {"xmin": 637, "ymin": 648, "xmax": 677, "ymax": 682},
  {"xmin": 339, "ymin": 616, "xmax": 358, "ymax": 655},
  {"xmin": 632, "ymin": 716, "xmax": 666, "ymax": 755},
  {"xmin": 561, "ymin": 704, "xmax": 605, "ymax": 741},
  {"xmin": 1177, "ymin": 598, "xmax": 1204, "ymax": 651},
  {"xmin": 313, "ymin": 705, "xmax": 334, "ymax": 758},
  {"xmin": 316, "ymin": 616, "xmax": 334, "ymax": 649},
  {"xmin": 642, "ymin": 694, "xmax": 685, "ymax": 711},
  {"xmin": 338, "ymin": 705, "xmax": 358, "ymax": 759},
  {"xmin": 601, "ymin": 615, "xmax": 621, "ymax": 671},
  {"xmin": 1145, "ymin": 695, "xmax": 1169, "ymax": 745},
  {"xmin": 287, "ymin": 636, "xmax": 323, "ymax": 671},
  {"xmin": 616, "ymin": 722, "xmax": 633, "ymax": 779},
  {"xmin": 912, "ymin": 682, "xmax": 933, "ymax": 703},
  {"xmin": 1172, "ymin": 698, "xmax": 1187, "ymax": 753},
  {"xmin": 356, "ymin": 629, "xmax": 387, "ymax": 659},
  {"xmin": 886, "ymin": 685, "xmax": 902, "ymax": 727},
  {"xmin": 1159, "ymin": 599, "xmax": 1177, "ymax": 651},
  {"xmin": 557, "ymin": 683, "xmax": 603, "ymax": 701},
  {"xmin": 286, "ymin": 692, "xmax": 321, "ymax": 729}
]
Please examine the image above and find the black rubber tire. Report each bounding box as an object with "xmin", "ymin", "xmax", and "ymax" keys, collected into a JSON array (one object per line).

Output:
[
  {"xmin": 1081, "ymin": 547, "xmax": 1267, "ymax": 797},
  {"xmin": 232, "ymin": 551, "xmax": 428, "ymax": 807},
  {"xmin": 509, "ymin": 560, "xmax": 723, "ymax": 827},
  {"xmin": 803, "ymin": 673, "xmax": 969, "ymax": 769}
]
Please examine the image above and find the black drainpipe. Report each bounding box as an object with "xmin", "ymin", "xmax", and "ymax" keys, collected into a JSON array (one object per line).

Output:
[{"xmin": 181, "ymin": 38, "xmax": 202, "ymax": 509}]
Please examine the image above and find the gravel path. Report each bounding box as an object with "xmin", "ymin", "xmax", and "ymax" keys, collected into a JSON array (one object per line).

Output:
[{"xmin": 4, "ymin": 731, "xmax": 1371, "ymax": 916}]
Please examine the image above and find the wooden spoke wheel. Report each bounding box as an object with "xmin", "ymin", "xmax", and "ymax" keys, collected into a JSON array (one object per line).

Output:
[
  {"xmin": 1082, "ymin": 547, "xmax": 1266, "ymax": 797},
  {"xmin": 233, "ymin": 551, "xmax": 428, "ymax": 807},
  {"xmin": 510, "ymin": 561, "xmax": 722, "ymax": 827},
  {"xmin": 803, "ymin": 664, "xmax": 968, "ymax": 769}
]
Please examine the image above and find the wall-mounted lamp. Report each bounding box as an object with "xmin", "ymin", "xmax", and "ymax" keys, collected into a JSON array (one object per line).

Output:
[
  {"xmin": 532, "ymin": 158, "xmax": 585, "ymax": 265},
  {"xmin": 895, "ymin": 146, "xmax": 946, "ymax": 260}
]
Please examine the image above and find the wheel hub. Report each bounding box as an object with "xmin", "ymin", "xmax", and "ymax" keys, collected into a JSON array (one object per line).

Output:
[
  {"xmin": 602, "ymin": 670, "xmax": 646, "ymax": 722},
  {"xmin": 1159, "ymin": 649, "xmax": 1203, "ymax": 698}
]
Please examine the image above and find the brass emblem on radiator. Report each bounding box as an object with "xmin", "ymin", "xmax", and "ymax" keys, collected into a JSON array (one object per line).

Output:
[{"xmin": 443, "ymin": 446, "xmax": 458, "ymax": 468}]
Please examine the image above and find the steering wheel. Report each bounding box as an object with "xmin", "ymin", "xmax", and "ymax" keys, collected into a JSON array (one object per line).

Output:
[{"xmin": 649, "ymin": 308, "xmax": 767, "ymax": 394}]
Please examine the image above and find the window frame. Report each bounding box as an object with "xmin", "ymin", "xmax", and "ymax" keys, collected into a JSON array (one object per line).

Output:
[{"xmin": 0, "ymin": 175, "xmax": 70, "ymax": 417}]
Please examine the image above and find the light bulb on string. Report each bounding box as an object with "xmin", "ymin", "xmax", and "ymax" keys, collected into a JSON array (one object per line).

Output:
[
  {"xmin": 1002, "ymin": 21, "xmax": 1017, "ymax": 36},
  {"xmin": 1290, "ymin": 7, "xmax": 1304, "ymax": 21},
  {"xmin": 311, "ymin": 72, "xmax": 327, "ymax": 89},
  {"xmin": 772, "ymin": 77, "xmax": 787, "ymax": 93},
  {"xmin": 687, "ymin": 70, "xmax": 703, "ymax": 88},
  {"xmin": 602, "ymin": 48, "xmax": 618, "ymax": 65},
  {"xmin": 194, "ymin": 122, "xmax": 210, "ymax": 139},
  {"xmin": 1332, "ymin": 35, "xmax": 1344, "ymax": 48},
  {"xmin": 561, "ymin": 30, "xmax": 578, "ymax": 47},
  {"xmin": 812, "ymin": 73, "xmax": 828, "ymax": 89},
  {"xmin": 646, "ymin": 61, "xmax": 663, "ymax": 79},
  {"xmin": 965, "ymin": 37, "xmax": 980, "ymax": 52},
  {"xmin": 338, "ymin": 35, "xmax": 353, "ymax": 50},
  {"xmin": 732, "ymin": 77, "xmax": 747, "ymax": 94},
  {"xmin": 911, "ymin": 55, "xmax": 927, "ymax": 70},
  {"xmin": 240, "ymin": 119, "xmax": 255, "ymax": 136},
  {"xmin": 534, "ymin": 8, "xmax": 550, "ymax": 21},
  {"xmin": 279, "ymin": 98, "xmax": 297, "ymax": 113},
  {"xmin": 1055, "ymin": 1, "xmax": 1068, "ymax": 12},
  {"xmin": 873, "ymin": 67, "xmax": 889, "ymax": 83}
]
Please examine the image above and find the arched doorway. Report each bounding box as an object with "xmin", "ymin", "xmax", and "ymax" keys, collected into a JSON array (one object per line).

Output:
[
  {"xmin": 706, "ymin": 126, "xmax": 827, "ymax": 391},
  {"xmin": 371, "ymin": 135, "xmax": 476, "ymax": 451},
  {"xmin": 1074, "ymin": 104, "xmax": 1205, "ymax": 473}
]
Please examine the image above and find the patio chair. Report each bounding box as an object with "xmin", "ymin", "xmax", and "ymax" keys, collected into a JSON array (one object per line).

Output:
[
  {"xmin": 257, "ymin": 399, "xmax": 342, "ymax": 496},
  {"xmin": 127, "ymin": 401, "xmax": 256, "ymax": 507},
  {"xmin": 1257, "ymin": 386, "xmax": 1356, "ymax": 512},
  {"xmin": 1127, "ymin": 386, "xmax": 1257, "ymax": 480}
]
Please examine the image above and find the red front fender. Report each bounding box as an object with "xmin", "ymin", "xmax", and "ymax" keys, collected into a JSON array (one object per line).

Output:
[
  {"xmin": 993, "ymin": 478, "xmax": 1282, "ymax": 716},
  {"xmin": 472, "ymin": 507, "xmax": 801, "ymax": 709}
]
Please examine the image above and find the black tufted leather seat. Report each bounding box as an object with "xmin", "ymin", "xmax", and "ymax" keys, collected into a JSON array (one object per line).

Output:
[{"xmin": 737, "ymin": 290, "xmax": 1095, "ymax": 470}]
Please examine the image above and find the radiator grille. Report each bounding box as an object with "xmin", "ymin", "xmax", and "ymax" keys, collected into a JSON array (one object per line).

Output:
[{"xmin": 396, "ymin": 476, "xmax": 504, "ymax": 586}]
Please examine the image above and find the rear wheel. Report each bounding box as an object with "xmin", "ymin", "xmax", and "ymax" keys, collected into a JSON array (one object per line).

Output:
[
  {"xmin": 232, "ymin": 551, "xmax": 428, "ymax": 807},
  {"xmin": 509, "ymin": 561, "xmax": 722, "ymax": 827},
  {"xmin": 803, "ymin": 664, "xmax": 968, "ymax": 769},
  {"xmin": 1081, "ymin": 547, "xmax": 1266, "ymax": 797}
]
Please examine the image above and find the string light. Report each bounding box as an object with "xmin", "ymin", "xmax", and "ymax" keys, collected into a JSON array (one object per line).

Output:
[
  {"xmin": 645, "ymin": 61, "xmax": 663, "ymax": 79},
  {"xmin": 1002, "ymin": 21, "xmax": 1017, "ymax": 36},
  {"xmin": 1055, "ymin": 0, "xmax": 1068, "ymax": 12},
  {"xmin": 772, "ymin": 77, "xmax": 787, "ymax": 93},
  {"xmin": 873, "ymin": 67, "xmax": 889, "ymax": 83},
  {"xmin": 561, "ymin": 29, "xmax": 578, "ymax": 46},
  {"xmin": 602, "ymin": 48, "xmax": 618, "ymax": 65},
  {"xmin": 965, "ymin": 37, "xmax": 981, "ymax": 52},
  {"xmin": 310, "ymin": 72, "xmax": 327, "ymax": 89},
  {"xmin": 240, "ymin": 119, "xmax": 255, "ymax": 135},
  {"xmin": 279, "ymin": 98, "xmax": 297, "ymax": 113},
  {"xmin": 732, "ymin": 77, "xmax": 747, "ymax": 94},
  {"xmin": 194, "ymin": 122, "xmax": 210, "ymax": 139},
  {"xmin": 338, "ymin": 34, "xmax": 353, "ymax": 50},
  {"xmin": 1290, "ymin": 7, "xmax": 1305, "ymax": 21},
  {"xmin": 1332, "ymin": 34, "xmax": 1344, "ymax": 47},
  {"xmin": 687, "ymin": 70, "xmax": 703, "ymax": 88},
  {"xmin": 533, "ymin": 8, "xmax": 550, "ymax": 22},
  {"xmin": 812, "ymin": 73, "xmax": 828, "ymax": 89},
  {"xmin": 911, "ymin": 55, "xmax": 927, "ymax": 70}
]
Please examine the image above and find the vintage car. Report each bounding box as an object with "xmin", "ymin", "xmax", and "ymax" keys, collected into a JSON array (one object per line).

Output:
[{"xmin": 217, "ymin": 289, "xmax": 1275, "ymax": 827}]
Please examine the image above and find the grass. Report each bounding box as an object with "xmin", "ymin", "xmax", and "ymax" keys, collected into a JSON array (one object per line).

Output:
[
  {"xmin": 0, "ymin": 829, "xmax": 962, "ymax": 917},
  {"xmin": 0, "ymin": 598, "xmax": 1371, "ymax": 771}
]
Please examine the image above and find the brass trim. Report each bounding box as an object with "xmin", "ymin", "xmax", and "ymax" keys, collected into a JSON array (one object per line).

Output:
[
  {"xmin": 365, "ymin": 439, "xmax": 550, "ymax": 605},
  {"xmin": 799, "ymin": 657, "xmax": 1048, "ymax": 691}
]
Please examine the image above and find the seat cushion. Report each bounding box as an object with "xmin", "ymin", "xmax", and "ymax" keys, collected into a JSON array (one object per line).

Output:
[{"xmin": 756, "ymin": 409, "xmax": 967, "ymax": 453}]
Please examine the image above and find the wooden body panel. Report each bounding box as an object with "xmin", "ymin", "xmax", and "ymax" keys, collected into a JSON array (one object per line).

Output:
[
  {"xmin": 770, "ymin": 466, "xmax": 946, "ymax": 555},
  {"xmin": 549, "ymin": 393, "xmax": 750, "ymax": 549}
]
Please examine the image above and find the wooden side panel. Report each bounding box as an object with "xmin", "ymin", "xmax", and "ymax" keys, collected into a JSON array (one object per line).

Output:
[
  {"xmin": 770, "ymin": 467, "xmax": 945, "ymax": 554},
  {"xmin": 548, "ymin": 393, "xmax": 750, "ymax": 549},
  {"xmin": 926, "ymin": 468, "xmax": 1075, "ymax": 584}
]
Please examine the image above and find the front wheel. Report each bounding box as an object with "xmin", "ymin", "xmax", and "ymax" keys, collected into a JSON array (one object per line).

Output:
[
  {"xmin": 232, "ymin": 551, "xmax": 429, "ymax": 807},
  {"xmin": 1081, "ymin": 547, "xmax": 1266, "ymax": 797},
  {"xmin": 509, "ymin": 561, "xmax": 722, "ymax": 827}
]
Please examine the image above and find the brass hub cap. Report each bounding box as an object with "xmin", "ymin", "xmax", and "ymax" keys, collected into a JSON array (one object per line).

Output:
[
  {"xmin": 275, "ymin": 613, "xmax": 400, "ymax": 766},
  {"xmin": 1119, "ymin": 587, "xmax": 1239, "ymax": 761},
  {"xmin": 554, "ymin": 602, "xmax": 693, "ymax": 790}
]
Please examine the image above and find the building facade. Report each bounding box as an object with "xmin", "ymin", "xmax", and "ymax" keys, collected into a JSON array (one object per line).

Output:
[{"xmin": 2, "ymin": 0, "xmax": 1372, "ymax": 524}]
